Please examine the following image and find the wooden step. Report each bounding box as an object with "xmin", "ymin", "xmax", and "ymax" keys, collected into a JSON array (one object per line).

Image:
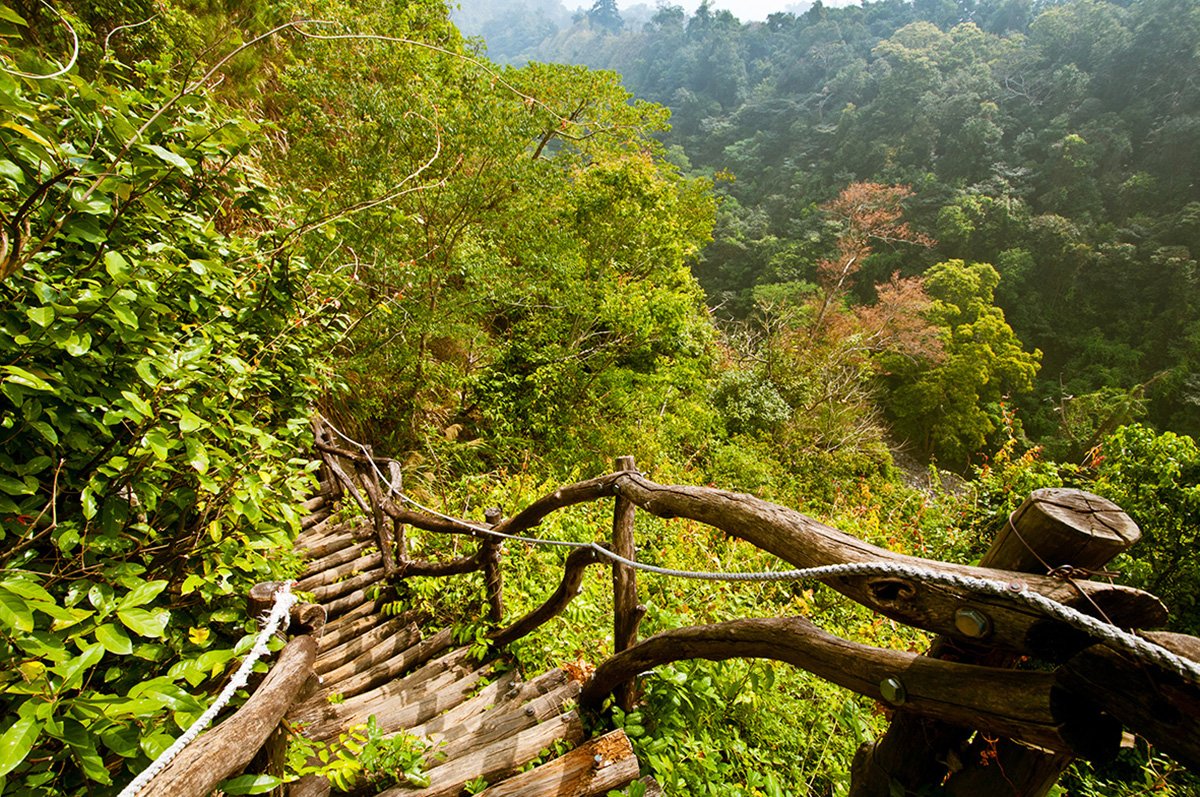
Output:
[
  {"xmin": 317, "ymin": 616, "xmax": 418, "ymax": 674},
  {"xmin": 319, "ymin": 622, "xmax": 421, "ymax": 683},
  {"xmin": 299, "ymin": 545, "xmax": 375, "ymax": 582},
  {"xmin": 475, "ymin": 730, "xmax": 639, "ymax": 797},
  {"xmin": 310, "ymin": 566, "xmax": 385, "ymax": 604},
  {"xmin": 375, "ymin": 711, "xmax": 585, "ymax": 797}
]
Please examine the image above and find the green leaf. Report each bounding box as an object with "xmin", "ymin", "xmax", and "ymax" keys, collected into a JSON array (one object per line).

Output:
[
  {"xmin": 0, "ymin": 158, "xmax": 22, "ymax": 180},
  {"xmin": 54, "ymin": 643, "xmax": 105, "ymax": 693},
  {"xmin": 178, "ymin": 408, "xmax": 203, "ymax": 433},
  {"xmin": 220, "ymin": 774, "xmax": 283, "ymax": 795},
  {"xmin": 143, "ymin": 144, "xmax": 194, "ymax": 176},
  {"xmin": 0, "ymin": 578, "xmax": 55, "ymax": 604},
  {"xmin": 0, "ymin": 473, "xmax": 35, "ymax": 495},
  {"xmin": 110, "ymin": 301, "xmax": 138, "ymax": 329},
  {"xmin": 0, "ymin": 5, "xmax": 28, "ymax": 26},
  {"xmin": 118, "ymin": 580, "xmax": 168, "ymax": 610},
  {"xmin": 144, "ymin": 428, "xmax": 170, "ymax": 461},
  {"xmin": 185, "ymin": 438, "xmax": 209, "ymax": 473},
  {"xmin": 1, "ymin": 121, "xmax": 53, "ymax": 151},
  {"xmin": 0, "ymin": 716, "xmax": 39, "ymax": 778},
  {"xmin": 64, "ymin": 332, "xmax": 92, "ymax": 356},
  {"xmin": 0, "ymin": 586, "xmax": 34, "ymax": 632},
  {"xmin": 104, "ymin": 251, "xmax": 131, "ymax": 284},
  {"xmin": 25, "ymin": 306, "xmax": 54, "ymax": 327},
  {"xmin": 121, "ymin": 390, "xmax": 152, "ymax": 420},
  {"xmin": 2, "ymin": 365, "xmax": 54, "ymax": 392},
  {"xmin": 117, "ymin": 607, "xmax": 170, "ymax": 638},
  {"xmin": 95, "ymin": 622, "xmax": 133, "ymax": 655}
]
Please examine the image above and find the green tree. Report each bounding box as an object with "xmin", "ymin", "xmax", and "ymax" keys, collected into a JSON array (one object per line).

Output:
[{"xmin": 883, "ymin": 260, "xmax": 1041, "ymax": 465}]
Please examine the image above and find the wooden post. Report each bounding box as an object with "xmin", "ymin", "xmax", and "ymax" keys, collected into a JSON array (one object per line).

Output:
[
  {"xmin": 482, "ymin": 507, "xmax": 504, "ymax": 623},
  {"xmin": 612, "ymin": 455, "xmax": 642, "ymax": 711},
  {"xmin": 849, "ymin": 488, "xmax": 1141, "ymax": 797}
]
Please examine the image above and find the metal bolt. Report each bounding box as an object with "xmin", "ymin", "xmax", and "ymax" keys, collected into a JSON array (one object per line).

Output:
[
  {"xmin": 1009, "ymin": 580, "xmax": 1024, "ymax": 592},
  {"xmin": 879, "ymin": 676, "xmax": 907, "ymax": 706},
  {"xmin": 954, "ymin": 607, "xmax": 993, "ymax": 639},
  {"xmin": 525, "ymin": 705, "xmax": 536, "ymax": 716}
]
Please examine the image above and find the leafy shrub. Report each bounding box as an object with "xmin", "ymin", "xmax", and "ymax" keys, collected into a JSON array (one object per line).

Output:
[
  {"xmin": 712, "ymin": 369, "xmax": 791, "ymax": 436},
  {"xmin": 0, "ymin": 26, "xmax": 340, "ymax": 793}
]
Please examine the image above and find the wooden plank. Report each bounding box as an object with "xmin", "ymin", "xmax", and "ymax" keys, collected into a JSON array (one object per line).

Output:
[
  {"xmin": 300, "ymin": 665, "xmax": 494, "ymax": 742},
  {"xmin": 407, "ymin": 668, "xmax": 568, "ymax": 741},
  {"xmin": 476, "ymin": 730, "xmax": 638, "ymax": 797},
  {"xmin": 318, "ymin": 622, "xmax": 421, "ymax": 683},
  {"xmin": 375, "ymin": 711, "xmax": 585, "ymax": 797},
  {"xmin": 309, "ymin": 566, "xmax": 385, "ymax": 604},
  {"xmin": 315, "ymin": 602, "xmax": 383, "ymax": 651},
  {"xmin": 298, "ymin": 530, "xmax": 356, "ymax": 560},
  {"xmin": 429, "ymin": 680, "xmax": 581, "ymax": 763},
  {"xmin": 141, "ymin": 636, "xmax": 316, "ymax": 797},
  {"xmin": 291, "ymin": 632, "xmax": 459, "ymax": 729},
  {"xmin": 316, "ymin": 616, "xmax": 417, "ymax": 673},
  {"xmin": 295, "ymin": 552, "xmax": 382, "ymax": 592},
  {"xmin": 300, "ymin": 544, "xmax": 367, "ymax": 581}
]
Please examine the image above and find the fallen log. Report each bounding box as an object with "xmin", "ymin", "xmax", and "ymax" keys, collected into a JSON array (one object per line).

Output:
[{"xmin": 582, "ymin": 616, "xmax": 1121, "ymax": 760}]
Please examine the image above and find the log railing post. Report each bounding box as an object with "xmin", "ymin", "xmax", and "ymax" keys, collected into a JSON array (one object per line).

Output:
[
  {"xmin": 612, "ymin": 455, "xmax": 643, "ymax": 711},
  {"xmin": 849, "ymin": 488, "xmax": 1141, "ymax": 797},
  {"xmin": 483, "ymin": 507, "xmax": 505, "ymax": 623}
]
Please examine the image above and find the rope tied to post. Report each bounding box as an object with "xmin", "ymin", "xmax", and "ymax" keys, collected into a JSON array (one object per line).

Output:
[{"xmin": 117, "ymin": 583, "xmax": 298, "ymax": 797}]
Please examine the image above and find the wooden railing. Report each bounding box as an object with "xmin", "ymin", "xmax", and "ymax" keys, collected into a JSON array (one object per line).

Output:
[{"xmin": 310, "ymin": 417, "xmax": 1200, "ymax": 797}]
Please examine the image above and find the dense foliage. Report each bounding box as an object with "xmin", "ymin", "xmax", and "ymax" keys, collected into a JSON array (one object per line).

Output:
[{"xmin": 460, "ymin": 0, "xmax": 1200, "ymax": 461}]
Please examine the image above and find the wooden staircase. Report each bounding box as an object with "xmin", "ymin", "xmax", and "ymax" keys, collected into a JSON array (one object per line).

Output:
[{"xmin": 287, "ymin": 505, "xmax": 645, "ymax": 797}]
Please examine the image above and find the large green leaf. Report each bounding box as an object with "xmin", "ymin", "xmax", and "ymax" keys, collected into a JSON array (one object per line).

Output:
[
  {"xmin": 118, "ymin": 580, "xmax": 168, "ymax": 610},
  {"xmin": 117, "ymin": 607, "xmax": 170, "ymax": 638},
  {"xmin": 0, "ymin": 587, "xmax": 34, "ymax": 632},
  {"xmin": 95, "ymin": 623, "xmax": 133, "ymax": 655},
  {"xmin": 0, "ymin": 717, "xmax": 39, "ymax": 778},
  {"xmin": 143, "ymin": 144, "xmax": 194, "ymax": 176}
]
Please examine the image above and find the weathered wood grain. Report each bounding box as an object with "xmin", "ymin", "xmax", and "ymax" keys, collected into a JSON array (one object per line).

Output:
[
  {"xmin": 475, "ymin": 730, "xmax": 638, "ymax": 797},
  {"xmin": 295, "ymin": 552, "xmax": 382, "ymax": 592},
  {"xmin": 316, "ymin": 616, "xmax": 418, "ymax": 674},
  {"xmin": 141, "ymin": 636, "xmax": 316, "ymax": 797},
  {"xmin": 582, "ymin": 616, "xmax": 1120, "ymax": 759},
  {"xmin": 317, "ymin": 622, "xmax": 421, "ymax": 683},
  {"xmin": 375, "ymin": 711, "xmax": 585, "ymax": 797}
]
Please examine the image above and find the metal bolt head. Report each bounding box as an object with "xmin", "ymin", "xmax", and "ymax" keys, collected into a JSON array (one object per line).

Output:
[
  {"xmin": 524, "ymin": 705, "xmax": 536, "ymax": 716},
  {"xmin": 954, "ymin": 607, "xmax": 992, "ymax": 639},
  {"xmin": 879, "ymin": 676, "xmax": 907, "ymax": 705}
]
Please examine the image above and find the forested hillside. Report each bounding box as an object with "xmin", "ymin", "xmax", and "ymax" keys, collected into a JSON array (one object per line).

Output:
[
  {"xmin": 462, "ymin": 0, "xmax": 1200, "ymax": 464},
  {"xmin": 1, "ymin": 0, "xmax": 1198, "ymax": 794}
]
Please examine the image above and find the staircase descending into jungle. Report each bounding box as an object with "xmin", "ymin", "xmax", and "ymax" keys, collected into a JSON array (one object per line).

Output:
[{"xmin": 286, "ymin": 501, "xmax": 646, "ymax": 797}]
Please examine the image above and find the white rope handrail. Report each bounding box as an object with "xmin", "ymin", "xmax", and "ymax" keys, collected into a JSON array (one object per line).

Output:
[{"xmin": 117, "ymin": 583, "xmax": 297, "ymax": 797}]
